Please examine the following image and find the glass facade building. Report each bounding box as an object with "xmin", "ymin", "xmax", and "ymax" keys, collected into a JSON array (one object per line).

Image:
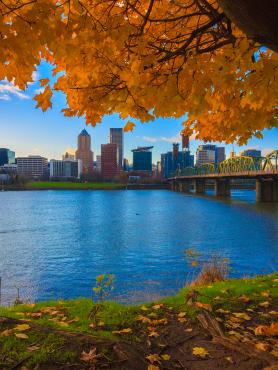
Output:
[
  {"xmin": 0, "ymin": 148, "xmax": 15, "ymax": 166},
  {"xmin": 161, "ymin": 146, "xmax": 194, "ymax": 178},
  {"xmin": 132, "ymin": 147, "xmax": 153, "ymax": 172}
]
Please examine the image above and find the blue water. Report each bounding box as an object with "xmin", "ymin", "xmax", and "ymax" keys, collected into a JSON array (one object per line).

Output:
[{"xmin": 0, "ymin": 189, "xmax": 277, "ymax": 305}]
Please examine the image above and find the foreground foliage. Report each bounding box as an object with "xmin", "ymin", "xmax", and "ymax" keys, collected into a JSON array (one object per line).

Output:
[
  {"xmin": 0, "ymin": 273, "xmax": 277, "ymax": 369},
  {"xmin": 1, "ymin": 1, "xmax": 277, "ymax": 143}
]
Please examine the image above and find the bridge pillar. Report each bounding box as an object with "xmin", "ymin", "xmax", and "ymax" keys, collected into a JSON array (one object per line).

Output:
[
  {"xmin": 256, "ymin": 179, "xmax": 278, "ymax": 202},
  {"xmin": 195, "ymin": 179, "xmax": 205, "ymax": 194},
  {"xmin": 215, "ymin": 178, "xmax": 231, "ymax": 197},
  {"xmin": 181, "ymin": 181, "xmax": 191, "ymax": 193}
]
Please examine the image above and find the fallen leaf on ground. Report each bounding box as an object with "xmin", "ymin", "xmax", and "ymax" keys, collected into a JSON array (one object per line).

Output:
[
  {"xmin": 1, "ymin": 329, "xmax": 13, "ymax": 337},
  {"xmin": 15, "ymin": 333, "xmax": 28, "ymax": 339},
  {"xmin": 269, "ymin": 311, "xmax": 277, "ymax": 315},
  {"xmin": 216, "ymin": 308, "xmax": 229, "ymax": 314},
  {"xmin": 185, "ymin": 328, "xmax": 193, "ymax": 332},
  {"xmin": 192, "ymin": 346, "xmax": 209, "ymax": 358},
  {"xmin": 178, "ymin": 317, "xmax": 187, "ymax": 323},
  {"xmin": 161, "ymin": 354, "xmax": 171, "ymax": 361},
  {"xmin": 146, "ymin": 353, "xmax": 161, "ymax": 364},
  {"xmin": 178, "ymin": 312, "xmax": 186, "ymax": 318},
  {"xmin": 14, "ymin": 324, "xmax": 30, "ymax": 331},
  {"xmin": 152, "ymin": 304, "xmax": 163, "ymax": 310},
  {"xmin": 225, "ymin": 356, "xmax": 233, "ymax": 363},
  {"xmin": 232, "ymin": 312, "xmax": 251, "ymax": 320},
  {"xmin": 238, "ymin": 295, "xmax": 250, "ymax": 303},
  {"xmin": 136, "ymin": 315, "xmax": 151, "ymax": 324},
  {"xmin": 112, "ymin": 328, "xmax": 132, "ymax": 334},
  {"xmin": 255, "ymin": 342, "xmax": 269, "ymax": 351},
  {"xmin": 80, "ymin": 347, "xmax": 97, "ymax": 363},
  {"xmin": 259, "ymin": 301, "xmax": 270, "ymax": 308},
  {"xmin": 261, "ymin": 291, "xmax": 270, "ymax": 297},
  {"xmin": 148, "ymin": 329, "xmax": 159, "ymax": 338},
  {"xmin": 57, "ymin": 321, "xmax": 69, "ymax": 327},
  {"xmin": 271, "ymin": 350, "xmax": 278, "ymax": 357},
  {"xmin": 195, "ymin": 302, "xmax": 212, "ymax": 312},
  {"xmin": 27, "ymin": 344, "xmax": 40, "ymax": 352},
  {"xmin": 148, "ymin": 366, "xmax": 160, "ymax": 370},
  {"xmin": 255, "ymin": 322, "xmax": 278, "ymax": 336}
]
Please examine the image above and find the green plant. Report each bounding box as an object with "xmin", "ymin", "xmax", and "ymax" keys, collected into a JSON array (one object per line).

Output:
[{"xmin": 92, "ymin": 274, "xmax": 115, "ymax": 302}]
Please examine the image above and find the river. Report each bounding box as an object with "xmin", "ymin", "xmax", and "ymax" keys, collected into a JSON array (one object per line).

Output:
[{"xmin": 0, "ymin": 189, "xmax": 277, "ymax": 305}]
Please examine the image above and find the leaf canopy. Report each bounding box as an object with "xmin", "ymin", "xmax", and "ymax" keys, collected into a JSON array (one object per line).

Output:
[{"xmin": 1, "ymin": 0, "xmax": 277, "ymax": 143}]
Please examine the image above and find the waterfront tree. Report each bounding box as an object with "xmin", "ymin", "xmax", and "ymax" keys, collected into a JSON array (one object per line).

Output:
[{"xmin": 0, "ymin": 0, "xmax": 277, "ymax": 143}]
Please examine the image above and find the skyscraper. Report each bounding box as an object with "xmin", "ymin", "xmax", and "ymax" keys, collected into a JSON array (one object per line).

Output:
[
  {"xmin": 109, "ymin": 128, "xmax": 123, "ymax": 168},
  {"xmin": 101, "ymin": 143, "xmax": 119, "ymax": 179},
  {"xmin": 161, "ymin": 143, "xmax": 194, "ymax": 178},
  {"xmin": 0, "ymin": 148, "xmax": 15, "ymax": 166},
  {"xmin": 132, "ymin": 146, "xmax": 153, "ymax": 172},
  {"xmin": 75, "ymin": 129, "xmax": 94, "ymax": 176}
]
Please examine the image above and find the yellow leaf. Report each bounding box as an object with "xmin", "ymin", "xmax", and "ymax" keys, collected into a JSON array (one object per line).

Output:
[
  {"xmin": 14, "ymin": 324, "xmax": 30, "ymax": 331},
  {"xmin": 195, "ymin": 302, "xmax": 212, "ymax": 312},
  {"xmin": 261, "ymin": 291, "xmax": 270, "ymax": 297},
  {"xmin": 271, "ymin": 350, "xmax": 278, "ymax": 357},
  {"xmin": 1, "ymin": 329, "xmax": 13, "ymax": 337},
  {"xmin": 161, "ymin": 354, "xmax": 171, "ymax": 361},
  {"xmin": 140, "ymin": 305, "xmax": 148, "ymax": 311},
  {"xmin": 232, "ymin": 312, "xmax": 251, "ymax": 320},
  {"xmin": 259, "ymin": 301, "xmax": 270, "ymax": 308},
  {"xmin": 192, "ymin": 346, "xmax": 209, "ymax": 358},
  {"xmin": 112, "ymin": 328, "xmax": 132, "ymax": 334},
  {"xmin": 57, "ymin": 321, "xmax": 69, "ymax": 327},
  {"xmin": 148, "ymin": 366, "xmax": 160, "ymax": 370},
  {"xmin": 15, "ymin": 333, "xmax": 29, "ymax": 339},
  {"xmin": 146, "ymin": 353, "xmax": 160, "ymax": 364},
  {"xmin": 80, "ymin": 347, "xmax": 97, "ymax": 363},
  {"xmin": 178, "ymin": 312, "xmax": 186, "ymax": 318},
  {"xmin": 185, "ymin": 328, "xmax": 193, "ymax": 332},
  {"xmin": 124, "ymin": 120, "xmax": 135, "ymax": 132},
  {"xmin": 152, "ymin": 304, "xmax": 163, "ymax": 310},
  {"xmin": 34, "ymin": 85, "xmax": 52, "ymax": 112}
]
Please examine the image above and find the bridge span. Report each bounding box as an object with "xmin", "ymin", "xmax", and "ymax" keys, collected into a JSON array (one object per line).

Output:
[{"xmin": 167, "ymin": 150, "xmax": 278, "ymax": 202}]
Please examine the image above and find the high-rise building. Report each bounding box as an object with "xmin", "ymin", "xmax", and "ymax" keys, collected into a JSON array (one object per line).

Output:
[
  {"xmin": 75, "ymin": 129, "xmax": 94, "ymax": 176},
  {"xmin": 50, "ymin": 159, "xmax": 82, "ymax": 179},
  {"xmin": 132, "ymin": 146, "xmax": 153, "ymax": 172},
  {"xmin": 161, "ymin": 143, "xmax": 194, "ymax": 178},
  {"xmin": 196, "ymin": 145, "xmax": 216, "ymax": 166},
  {"xmin": 17, "ymin": 156, "xmax": 48, "ymax": 178},
  {"xmin": 109, "ymin": 128, "xmax": 123, "ymax": 168},
  {"xmin": 216, "ymin": 147, "xmax": 226, "ymax": 163},
  {"xmin": 0, "ymin": 148, "xmax": 15, "ymax": 166},
  {"xmin": 240, "ymin": 149, "xmax": 262, "ymax": 157},
  {"xmin": 101, "ymin": 143, "xmax": 119, "ymax": 179},
  {"xmin": 181, "ymin": 133, "xmax": 190, "ymax": 151}
]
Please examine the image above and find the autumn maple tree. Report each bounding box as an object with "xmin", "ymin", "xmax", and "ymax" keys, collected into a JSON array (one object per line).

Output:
[{"xmin": 0, "ymin": 0, "xmax": 277, "ymax": 143}]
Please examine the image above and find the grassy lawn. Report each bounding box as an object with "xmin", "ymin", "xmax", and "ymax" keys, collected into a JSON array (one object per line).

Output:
[
  {"xmin": 26, "ymin": 181, "xmax": 125, "ymax": 189},
  {"xmin": 0, "ymin": 273, "xmax": 277, "ymax": 369}
]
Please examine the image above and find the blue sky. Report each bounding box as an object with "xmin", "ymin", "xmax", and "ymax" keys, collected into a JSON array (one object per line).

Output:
[{"xmin": 0, "ymin": 62, "xmax": 277, "ymax": 163}]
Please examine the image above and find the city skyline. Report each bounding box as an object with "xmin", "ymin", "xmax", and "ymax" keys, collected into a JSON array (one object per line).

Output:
[{"xmin": 0, "ymin": 61, "xmax": 277, "ymax": 163}]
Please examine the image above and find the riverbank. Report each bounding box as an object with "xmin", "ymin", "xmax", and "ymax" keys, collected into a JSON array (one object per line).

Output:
[
  {"xmin": 0, "ymin": 273, "xmax": 277, "ymax": 369},
  {"xmin": 2, "ymin": 181, "xmax": 168, "ymax": 191}
]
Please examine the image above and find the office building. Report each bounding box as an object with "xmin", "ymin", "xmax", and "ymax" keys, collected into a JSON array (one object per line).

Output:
[
  {"xmin": 0, "ymin": 148, "xmax": 15, "ymax": 166},
  {"xmin": 216, "ymin": 147, "xmax": 226, "ymax": 163},
  {"xmin": 161, "ymin": 143, "xmax": 194, "ymax": 178},
  {"xmin": 50, "ymin": 159, "xmax": 82, "ymax": 179},
  {"xmin": 196, "ymin": 145, "xmax": 225, "ymax": 166},
  {"xmin": 75, "ymin": 129, "xmax": 94, "ymax": 176},
  {"xmin": 132, "ymin": 146, "xmax": 153, "ymax": 172},
  {"xmin": 240, "ymin": 149, "xmax": 262, "ymax": 157},
  {"xmin": 17, "ymin": 156, "xmax": 48, "ymax": 178},
  {"xmin": 101, "ymin": 143, "xmax": 119, "ymax": 179},
  {"xmin": 109, "ymin": 128, "xmax": 123, "ymax": 168}
]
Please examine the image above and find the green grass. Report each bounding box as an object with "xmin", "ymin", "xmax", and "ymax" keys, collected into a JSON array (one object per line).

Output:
[
  {"xmin": 0, "ymin": 273, "xmax": 277, "ymax": 368},
  {"xmin": 26, "ymin": 181, "xmax": 125, "ymax": 189}
]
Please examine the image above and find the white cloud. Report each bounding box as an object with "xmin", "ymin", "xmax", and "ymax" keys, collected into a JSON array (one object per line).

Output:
[
  {"xmin": 262, "ymin": 148, "xmax": 274, "ymax": 157},
  {"xmin": 34, "ymin": 87, "xmax": 44, "ymax": 94},
  {"xmin": 0, "ymin": 82, "xmax": 30, "ymax": 100},
  {"xmin": 143, "ymin": 134, "xmax": 181, "ymax": 143},
  {"xmin": 0, "ymin": 94, "xmax": 11, "ymax": 101},
  {"xmin": 142, "ymin": 132, "xmax": 197, "ymax": 144}
]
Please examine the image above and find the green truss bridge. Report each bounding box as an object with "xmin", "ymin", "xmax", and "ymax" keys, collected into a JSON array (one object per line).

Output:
[{"xmin": 168, "ymin": 150, "xmax": 278, "ymax": 202}]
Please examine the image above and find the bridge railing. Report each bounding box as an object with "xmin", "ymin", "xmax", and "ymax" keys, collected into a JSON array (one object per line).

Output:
[{"xmin": 169, "ymin": 150, "xmax": 278, "ymax": 178}]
